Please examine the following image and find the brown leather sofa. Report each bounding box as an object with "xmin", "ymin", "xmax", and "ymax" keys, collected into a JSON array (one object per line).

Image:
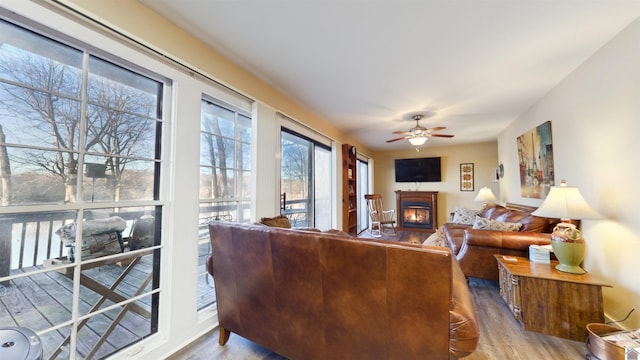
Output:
[
  {"xmin": 442, "ymin": 203, "xmax": 563, "ymax": 281},
  {"xmin": 207, "ymin": 221, "xmax": 479, "ymax": 359}
]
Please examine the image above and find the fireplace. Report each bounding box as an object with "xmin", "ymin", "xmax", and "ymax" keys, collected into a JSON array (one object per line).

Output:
[
  {"xmin": 402, "ymin": 203, "xmax": 432, "ymax": 229},
  {"xmin": 395, "ymin": 191, "xmax": 439, "ymax": 232}
]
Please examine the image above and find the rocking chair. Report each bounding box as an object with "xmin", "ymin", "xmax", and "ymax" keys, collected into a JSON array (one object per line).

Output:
[{"xmin": 364, "ymin": 194, "xmax": 396, "ymax": 236}]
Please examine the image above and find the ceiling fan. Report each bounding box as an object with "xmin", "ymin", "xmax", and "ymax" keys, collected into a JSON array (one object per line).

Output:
[{"xmin": 386, "ymin": 114, "xmax": 454, "ymax": 146}]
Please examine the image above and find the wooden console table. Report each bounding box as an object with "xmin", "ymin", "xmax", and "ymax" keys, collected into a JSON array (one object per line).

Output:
[{"xmin": 494, "ymin": 255, "xmax": 611, "ymax": 341}]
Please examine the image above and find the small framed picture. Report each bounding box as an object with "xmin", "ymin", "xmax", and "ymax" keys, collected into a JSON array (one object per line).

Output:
[{"xmin": 460, "ymin": 163, "xmax": 474, "ymax": 191}]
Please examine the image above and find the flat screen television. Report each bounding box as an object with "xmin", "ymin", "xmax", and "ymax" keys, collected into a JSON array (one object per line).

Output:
[{"xmin": 395, "ymin": 157, "xmax": 442, "ymax": 182}]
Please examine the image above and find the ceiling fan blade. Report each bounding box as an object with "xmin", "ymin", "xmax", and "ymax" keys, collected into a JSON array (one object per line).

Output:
[
  {"xmin": 429, "ymin": 134, "xmax": 455, "ymax": 138},
  {"xmin": 392, "ymin": 131, "xmax": 412, "ymax": 135},
  {"xmin": 386, "ymin": 136, "xmax": 409, "ymax": 143},
  {"xmin": 428, "ymin": 126, "xmax": 446, "ymax": 132}
]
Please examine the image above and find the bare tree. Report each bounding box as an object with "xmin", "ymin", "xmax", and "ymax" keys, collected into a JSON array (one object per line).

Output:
[
  {"xmin": 281, "ymin": 138, "xmax": 309, "ymax": 201},
  {"xmin": 0, "ymin": 54, "xmax": 83, "ymax": 202},
  {"xmin": 201, "ymin": 115, "xmax": 231, "ymax": 199},
  {"xmin": 86, "ymin": 77, "xmax": 156, "ymax": 201},
  {"xmin": 0, "ymin": 49, "xmax": 158, "ymax": 203}
]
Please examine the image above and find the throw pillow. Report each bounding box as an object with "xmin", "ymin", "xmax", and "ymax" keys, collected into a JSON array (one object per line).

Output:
[
  {"xmin": 452, "ymin": 207, "xmax": 480, "ymax": 225},
  {"xmin": 422, "ymin": 228, "xmax": 447, "ymax": 247},
  {"xmin": 259, "ymin": 215, "xmax": 291, "ymax": 228},
  {"xmin": 472, "ymin": 216, "xmax": 522, "ymax": 232}
]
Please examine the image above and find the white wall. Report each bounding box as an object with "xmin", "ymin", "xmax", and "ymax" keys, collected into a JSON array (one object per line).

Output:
[
  {"xmin": 374, "ymin": 142, "xmax": 498, "ymax": 227},
  {"xmin": 498, "ymin": 17, "xmax": 640, "ymax": 328}
]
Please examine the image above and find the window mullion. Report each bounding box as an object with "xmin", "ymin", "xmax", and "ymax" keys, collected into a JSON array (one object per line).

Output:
[{"xmin": 76, "ymin": 51, "xmax": 90, "ymax": 204}]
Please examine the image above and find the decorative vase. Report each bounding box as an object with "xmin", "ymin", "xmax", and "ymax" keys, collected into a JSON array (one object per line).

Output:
[{"xmin": 550, "ymin": 224, "xmax": 585, "ymax": 274}]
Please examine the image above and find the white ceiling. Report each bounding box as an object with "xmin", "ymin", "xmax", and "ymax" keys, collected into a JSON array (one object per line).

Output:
[{"xmin": 140, "ymin": 0, "xmax": 640, "ymax": 151}]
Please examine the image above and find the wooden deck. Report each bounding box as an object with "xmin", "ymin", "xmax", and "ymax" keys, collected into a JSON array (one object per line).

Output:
[{"xmin": 1, "ymin": 254, "xmax": 157, "ymax": 359}]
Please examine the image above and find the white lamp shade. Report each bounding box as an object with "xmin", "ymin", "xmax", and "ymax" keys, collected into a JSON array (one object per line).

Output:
[
  {"xmin": 474, "ymin": 187, "xmax": 498, "ymax": 203},
  {"xmin": 531, "ymin": 182, "xmax": 601, "ymax": 220},
  {"xmin": 408, "ymin": 136, "xmax": 427, "ymax": 146}
]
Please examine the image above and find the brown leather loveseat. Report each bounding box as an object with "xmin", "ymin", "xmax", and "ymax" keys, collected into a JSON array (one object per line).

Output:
[
  {"xmin": 207, "ymin": 221, "xmax": 479, "ymax": 359},
  {"xmin": 443, "ymin": 203, "xmax": 563, "ymax": 281}
]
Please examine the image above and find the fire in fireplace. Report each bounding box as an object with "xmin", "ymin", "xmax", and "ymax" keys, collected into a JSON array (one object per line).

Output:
[
  {"xmin": 395, "ymin": 191, "xmax": 439, "ymax": 231},
  {"xmin": 401, "ymin": 202, "xmax": 432, "ymax": 229}
]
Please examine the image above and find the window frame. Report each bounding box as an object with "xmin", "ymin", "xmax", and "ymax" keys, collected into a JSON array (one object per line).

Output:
[{"xmin": 0, "ymin": 12, "xmax": 172, "ymax": 359}]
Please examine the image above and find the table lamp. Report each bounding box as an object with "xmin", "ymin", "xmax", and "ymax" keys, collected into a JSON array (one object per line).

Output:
[
  {"xmin": 474, "ymin": 187, "xmax": 498, "ymax": 208},
  {"xmin": 531, "ymin": 180, "xmax": 601, "ymax": 274}
]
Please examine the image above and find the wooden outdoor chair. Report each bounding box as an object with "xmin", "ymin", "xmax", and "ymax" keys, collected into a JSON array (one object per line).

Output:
[{"xmin": 364, "ymin": 194, "xmax": 396, "ymax": 235}]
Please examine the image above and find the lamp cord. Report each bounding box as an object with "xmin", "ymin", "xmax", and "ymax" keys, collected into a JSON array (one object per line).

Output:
[{"xmin": 606, "ymin": 307, "xmax": 636, "ymax": 325}]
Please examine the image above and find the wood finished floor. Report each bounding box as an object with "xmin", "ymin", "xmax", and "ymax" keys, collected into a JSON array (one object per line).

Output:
[{"xmin": 168, "ymin": 277, "xmax": 588, "ymax": 360}]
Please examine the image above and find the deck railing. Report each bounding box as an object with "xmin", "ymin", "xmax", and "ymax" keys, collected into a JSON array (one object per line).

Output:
[
  {"xmin": 0, "ymin": 210, "xmax": 148, "ymax": 281},
  {"xmin": 2, "ymin": 200, "xmax": 307, "ymax": 279}
]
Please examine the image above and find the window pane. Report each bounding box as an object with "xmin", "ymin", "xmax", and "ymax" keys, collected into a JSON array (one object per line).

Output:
[
  {"xmin": 0, "ymin": 19, "xmax": 83, "ymax": 97},
  {"xmin": 358, "ymin": 159, "xmax": 370, "ymax": 233},
  {"xmin": 237, "ymin": 170, "xmax": 251, "ymax": 198},
  {"xmin": 81, "ymin": 155, "xmax": 157, "ymax": 202},
  {"xmin": 200, "ymin": 133, "xmax": 234, "ymax": 169},
  {"xmin": 314, "ymin": 146, "xmax": 332, "ymax": 230},
  {"xmin": 281, "ymin": 132, "xmax": 310, "ymax": 228},
  {"xmin": 238, "ymin": 142, "xmax": 251, "ymax": 170},
  {"xmin": 0, "ymin": 83, "xmax": 81, "ymax": 150},
  {"xmin": 74, "ymin": 293, "xmax": 156, "ymax": 359},
  {"xmin": 40, "ymin": 324, "xmax": 73, "ymax": 359},
  {"xmin": 201, "ymin": 102, "xmax": 234, "ymax": 138},
  {"xmin": 88, "ymin": 56, "xmax": 161, "ymax": 118},
  {"xmin": 199, "ymin": 167, "xmax": 234, "ymax": 199},
  {"xmin": 1, "ymin": 147, "xmax": 75, "ymax": 205},
  {"xmin": 78, "ymin": 250, "xmax": 155, "ymax": 313},
  {"xmin": 86, "ymin": 105, "xmax": 158, "ymax": 160},
  {"xmin": 238, "ymin": 114, "xmax": 251, "ymax": 142},
  {"xmin": 199, "ymin": 202, "xmax": 238, "ymax": 223},
  {"xmin": 1, "ymin": 211, "xmax": 75, "ymax": 274}
]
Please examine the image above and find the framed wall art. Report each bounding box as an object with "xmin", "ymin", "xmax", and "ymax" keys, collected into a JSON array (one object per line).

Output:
[
  {"xmin": 460, "ymin": 163, "xmax": 474, "ymax": 191},
  {"xmin": 516, "ymin": 121, "xmax": 555, "ymax": 199}
]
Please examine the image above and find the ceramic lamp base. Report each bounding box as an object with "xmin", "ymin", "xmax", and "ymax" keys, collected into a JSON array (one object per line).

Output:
[
  {"xmin": 554, "ymin": 262, "xmax": 586, "ymax": 274},
  {"xmin": 550, "ymin": 235, "xmax": 586, "ymax": 274}
]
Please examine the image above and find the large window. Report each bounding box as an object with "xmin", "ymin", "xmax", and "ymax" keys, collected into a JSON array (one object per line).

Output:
[
  {"xmin": 198, "ymin": 98, "xmax": 251, "ymax": 310},
  {"xmin": 280, "ymin": 129, "xmax": 332, "ymax": 230},
  {"xmin": 0, "ymin": 18, "xmax": 165, "ymax": 359}
]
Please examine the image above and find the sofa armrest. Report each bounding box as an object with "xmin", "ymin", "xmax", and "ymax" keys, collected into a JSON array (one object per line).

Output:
[
  {"xmin": 464, "ymin": 229, "xmax": 551, "ymax": 251},
  {"xmin": 449, "ymin": 258, "xmax": 479, "ymax": 358},
  {"xmin": 442, "ymin": 223, "xmax": 471, "ymax": 256}
]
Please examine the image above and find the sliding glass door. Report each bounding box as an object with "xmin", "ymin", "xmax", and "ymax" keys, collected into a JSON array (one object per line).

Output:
[
  {"xmin": 357, "ymin": 158, "xmax": 370, "ymax": 233},
  {"xmin": 280, "ymin": 129, "xmax": 331, "ymax": 230}
]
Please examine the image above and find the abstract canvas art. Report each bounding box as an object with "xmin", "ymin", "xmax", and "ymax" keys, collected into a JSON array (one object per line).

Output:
[{"xmin": 517, "ymin": 121, "xmax": 555, "ymax": 199}]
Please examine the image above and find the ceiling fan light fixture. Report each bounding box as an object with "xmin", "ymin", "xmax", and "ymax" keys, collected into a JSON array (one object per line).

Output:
[{"xmin": 408, "ymin": 136, "xmax": 428, "ymax": 146}]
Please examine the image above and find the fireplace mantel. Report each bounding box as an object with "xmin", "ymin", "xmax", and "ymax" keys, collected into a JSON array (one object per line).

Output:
[{"xmin": 395, "ymin": 191, "xmax": 439, "ymax": 232}]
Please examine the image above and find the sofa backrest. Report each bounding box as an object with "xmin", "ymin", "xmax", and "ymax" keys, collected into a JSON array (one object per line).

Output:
[
  {"xmin": 479, "ymin": 203, "xmax": 567, "ymax": 233},
  {"xmin": 209, "ymin": 221, "xmax": 455, "ymax": 360}
]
